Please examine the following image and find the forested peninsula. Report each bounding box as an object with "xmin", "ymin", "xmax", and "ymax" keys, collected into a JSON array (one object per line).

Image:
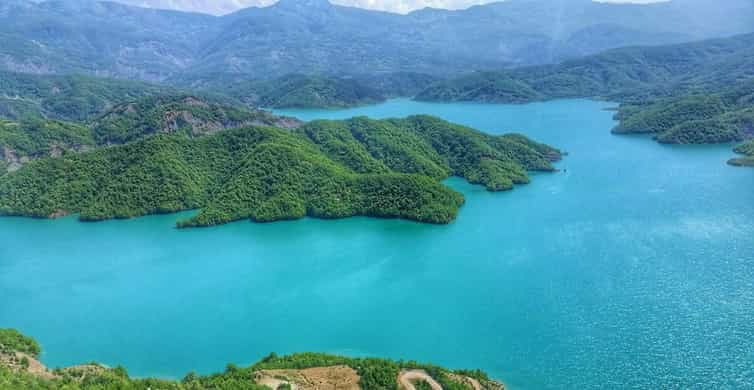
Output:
[
  {"xmin": 0, "ymin": 328, "xmax": 504, "ymax": 390},
  {"xmin": 0, "ymin": 113, "xmax": 561, "ymax": 227},
  {"xmin": 413, "ymin": 33, "xmax": 754, "ymax": 164}
]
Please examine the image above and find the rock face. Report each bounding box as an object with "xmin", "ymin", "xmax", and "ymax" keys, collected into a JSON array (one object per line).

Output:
[
  {"xmin": 1, "ymin": 146, "xmax": 24, "ymax": 172},
  {"xmin": 90, "ymin": 95, "xmax": 303, "ymax": 145}
]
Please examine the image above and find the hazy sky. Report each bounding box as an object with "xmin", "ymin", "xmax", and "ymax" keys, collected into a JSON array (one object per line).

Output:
[{"xmin": 114, "ymin": 0, "xmax": 668, "ymax": 15}]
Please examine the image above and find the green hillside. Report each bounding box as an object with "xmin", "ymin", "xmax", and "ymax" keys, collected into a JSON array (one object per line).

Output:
[
  {"xmin": 0, "ymin": 95, "xmax": 300, "ymax": 172},
  {"xmin": 91, "ymin": 95, "xmax": 301, "ymax": 145},
  {"xmin": 219, "ymin": 74, "xmax": 387, "ymax": 109},
  {"xmin": 0, "ymin": 118, "xmax": 94, "ymax": 172},
  {"xmin": 612, "ymin": 79, "xmax": 754, "ymax": 161},
  {"xmin": 416, "ymin": 33, "xmax": 754, "ymax": 105},
  {"xmin": 0, "ymin": 116, "xmax": 560, "ymax": 227},
  {"xmin": 0, "ymin": 71, "xmax": 174, "ymax": 122},
  {"xmin": 729, "ymin": 141, "xmax": 754, "ymax": 167}
]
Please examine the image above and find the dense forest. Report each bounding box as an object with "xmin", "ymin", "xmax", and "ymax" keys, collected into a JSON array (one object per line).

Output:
[
  {"xmin": 0, "ymin": 116, "xmax": 560, "ymax": 227},
  {"xmin": 612, "ymin": 79, "xmax": 754, "ymax": 144},
  {"xmin": 0, "ymin": 118, "xmax": 94, "ymax": 171},
  {"xmin": 90, "ymin": 95, "xmax": 302, "ymax": 145},
  {"xmin": 1, "ymin": 329, "xmax": 499, "ymax": 390},
  {"xmin": 729, "ymin": 141, "xmax": 754, "ymax": 167},
  {"xmin": 0, "ymin": 71, "xmax": 174, "ymax": 121},
  {"xmin": 0, "ymin": 95, "xmax": 301, "ymax": 171},
  {"xmin": 220, "ymin": 74, "xmax": 387, "ymax": 109}
]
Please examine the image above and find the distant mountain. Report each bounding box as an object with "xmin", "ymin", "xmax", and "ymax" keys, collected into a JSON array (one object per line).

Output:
[
  {"xmin": 415, "ymin": 32, "xmax": 754, "ymax": 165},
  {"xmin": 1, "ymin": 0, "xmax": 752, "ymax": 82},
  {"xmin": 416, "ymin": 33, "xmax": 754, "ymax": 104}
]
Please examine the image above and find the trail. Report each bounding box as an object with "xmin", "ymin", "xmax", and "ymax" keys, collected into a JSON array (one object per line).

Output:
[{"xmin": 398, "ymin": 370, "xmax": 443, "ymax": 390}]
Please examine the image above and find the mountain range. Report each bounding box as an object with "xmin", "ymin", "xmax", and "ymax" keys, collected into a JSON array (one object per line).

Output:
[{"xmin": 1, "ymin": 0, "xmax": 753, "ymax": 83}]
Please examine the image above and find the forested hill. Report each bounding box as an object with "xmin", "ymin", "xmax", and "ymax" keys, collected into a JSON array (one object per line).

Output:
[
  {"xmin": 90, "ymin": 95, "xmax": 302, "ymax": 145},
  {"xmin": 0, "ymin": 328, "xmax": 503, "ymax": 390},
  {"xmin": 0, "ymin": 116, "xmax": 561, "ymax": 227},
  {"xmin": 0, "ymin": 95, "xmax": 301, "ymax": 171},
  {"xmin": 415, "ymin": 33, "xmax": 754, "ymax": 162},
  {"xmin": 1, "ymin": 0, "xmax": 752, "ymax": 81},
  {"xmin": 0, "ymin": 71, "xmax": 175, "ymax": 122},
  {"xmin": 416, "ymin": 33, "xmax": 754, "ymax": 104},
  {"xmin": 211, "ymin": 74, "xmax": 387, "ymax": 109},
  {"xmin": 612, "ymin": 79, "xmax": 754, "ymax": 144}
]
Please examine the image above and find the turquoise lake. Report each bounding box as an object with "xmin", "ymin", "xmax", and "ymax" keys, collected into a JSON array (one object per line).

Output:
[{"xmin": 2, "ymin": 98, "xmax": 754, "ymax": 389}]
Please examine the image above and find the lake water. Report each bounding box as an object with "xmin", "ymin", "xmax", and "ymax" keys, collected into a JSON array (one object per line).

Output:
[{"xmin": 2, "ymin": 99, "xmax": 753, "ymax": 389}]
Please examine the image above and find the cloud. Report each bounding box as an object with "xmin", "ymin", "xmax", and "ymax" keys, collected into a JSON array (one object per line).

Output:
[{"xmin": 111, "ymin": 0, "xmax": 668, "ymax": 15}]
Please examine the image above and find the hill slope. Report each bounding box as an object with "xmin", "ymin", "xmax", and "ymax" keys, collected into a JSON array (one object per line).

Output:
[
  {"xmin": 0, "ymin": 95, "xmax": 301, "ymax": 171},
  {"xmin": 0, "ymin": 71, "xmax": 175, "ymax": 121},
  {"xmin": 91, "ymin": 95, "xmax": 302, "ymax": 144},
  {"xmin": 0, "ymin": 116, "xmax": 560, "ymax": 227},
  {"xmin": 416, "ymin": 33, "xmax": 754, "ymax": 104}
]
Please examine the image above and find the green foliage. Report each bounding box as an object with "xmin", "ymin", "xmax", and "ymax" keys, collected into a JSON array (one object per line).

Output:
[
  {"xmin": 416, "ymin": 33, "xmax": 754, "ymax": 105},
  {"xmin": 613, "ymin": 95, "xmax": 728, "ymax": 135},
  {"xmin": 613, "ymin": 80, "xmax": 754, "ymax": 148},
  {"xmin": 413, "ymin": 379, "xmax": 433, "ymax": 390},
  {"xmin": 0, "ymin": 329, "xmax": 41, "ymax": 358},
  {"xmin": 0, "ymin": 71, "xmax": 174, "ymax": 122},
  {"xmin": 734, "ymin": 141, "xmax": 754, "ymax": 157},
  {"xmin": 728, "ymin": 140, "xmax": 754, "ymax": 167},
  {"xmin": 90, "ymin": 95, "xmax": 300, "ymax": 145},
  {"xmin": 453, "ymin": 369, "xmax": 489, "ymax": 382},
  {"xmin": 423, "ymin": 367, "xmax": 471, "ymax": 390},
  {"xmin": 222, "ymin": 74, "xmax": 386, "ymax": 109},
  {"xmin": 0, "ymin": 115, "xmax": 558, "ymax": 226},
  {"xmin": 0, "ymin": 118, "xmax": 93, "ymax": 160},
  {"xmin": 299, "ymin": 116, "xmax": 561, "ymax": 192}
]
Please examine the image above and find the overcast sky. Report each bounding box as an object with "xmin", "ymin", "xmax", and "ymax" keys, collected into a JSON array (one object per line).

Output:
[{"xmin": 114, "ymin": 0, "xmax": 668, "ymax": 15}]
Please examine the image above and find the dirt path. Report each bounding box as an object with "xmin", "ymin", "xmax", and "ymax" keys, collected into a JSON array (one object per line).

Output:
[
  {"xmin": 256, "ymin": 365, "xmax": 360, "ymax": 390},
  {"xmin": 448, "ymin": 373, "xmax": 482, "ymax": 390},
  {"xmin": 466, "ymin": 377, "xmax": 482, "ymax": 390},
  {"xmin": 398, "ymin": 370, "xmax": 443, "ymax": 390}
]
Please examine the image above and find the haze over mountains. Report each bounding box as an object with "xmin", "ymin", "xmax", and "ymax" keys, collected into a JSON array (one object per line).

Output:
[{"xmin": 1, "ymin": 0, "xmax": 752, "ymax": 83}]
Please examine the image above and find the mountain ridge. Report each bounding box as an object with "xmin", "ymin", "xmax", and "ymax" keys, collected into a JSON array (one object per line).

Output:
[{"xmin": 2, "ymin": 0, "xmax": 752, "ymax": 82}]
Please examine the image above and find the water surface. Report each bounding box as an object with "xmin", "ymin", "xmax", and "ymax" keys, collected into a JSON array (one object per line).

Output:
[{"xmin": 2, "ymin": 99, "xmax": 753, "ymax": 389}]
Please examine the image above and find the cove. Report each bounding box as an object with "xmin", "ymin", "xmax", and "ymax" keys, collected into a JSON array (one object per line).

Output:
[{"xmin": 2, "ymin": 99, "xmax": 754, "ymax": 389}]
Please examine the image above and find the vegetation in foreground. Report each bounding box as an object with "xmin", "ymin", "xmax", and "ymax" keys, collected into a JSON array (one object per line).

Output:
[
  {"xmin": 0, "ymin": 329, "xmax": 501, "ymax": 390},
  {"xmin": 0, "ymin": 115, "xmax": 560, "ymax": 227}
]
